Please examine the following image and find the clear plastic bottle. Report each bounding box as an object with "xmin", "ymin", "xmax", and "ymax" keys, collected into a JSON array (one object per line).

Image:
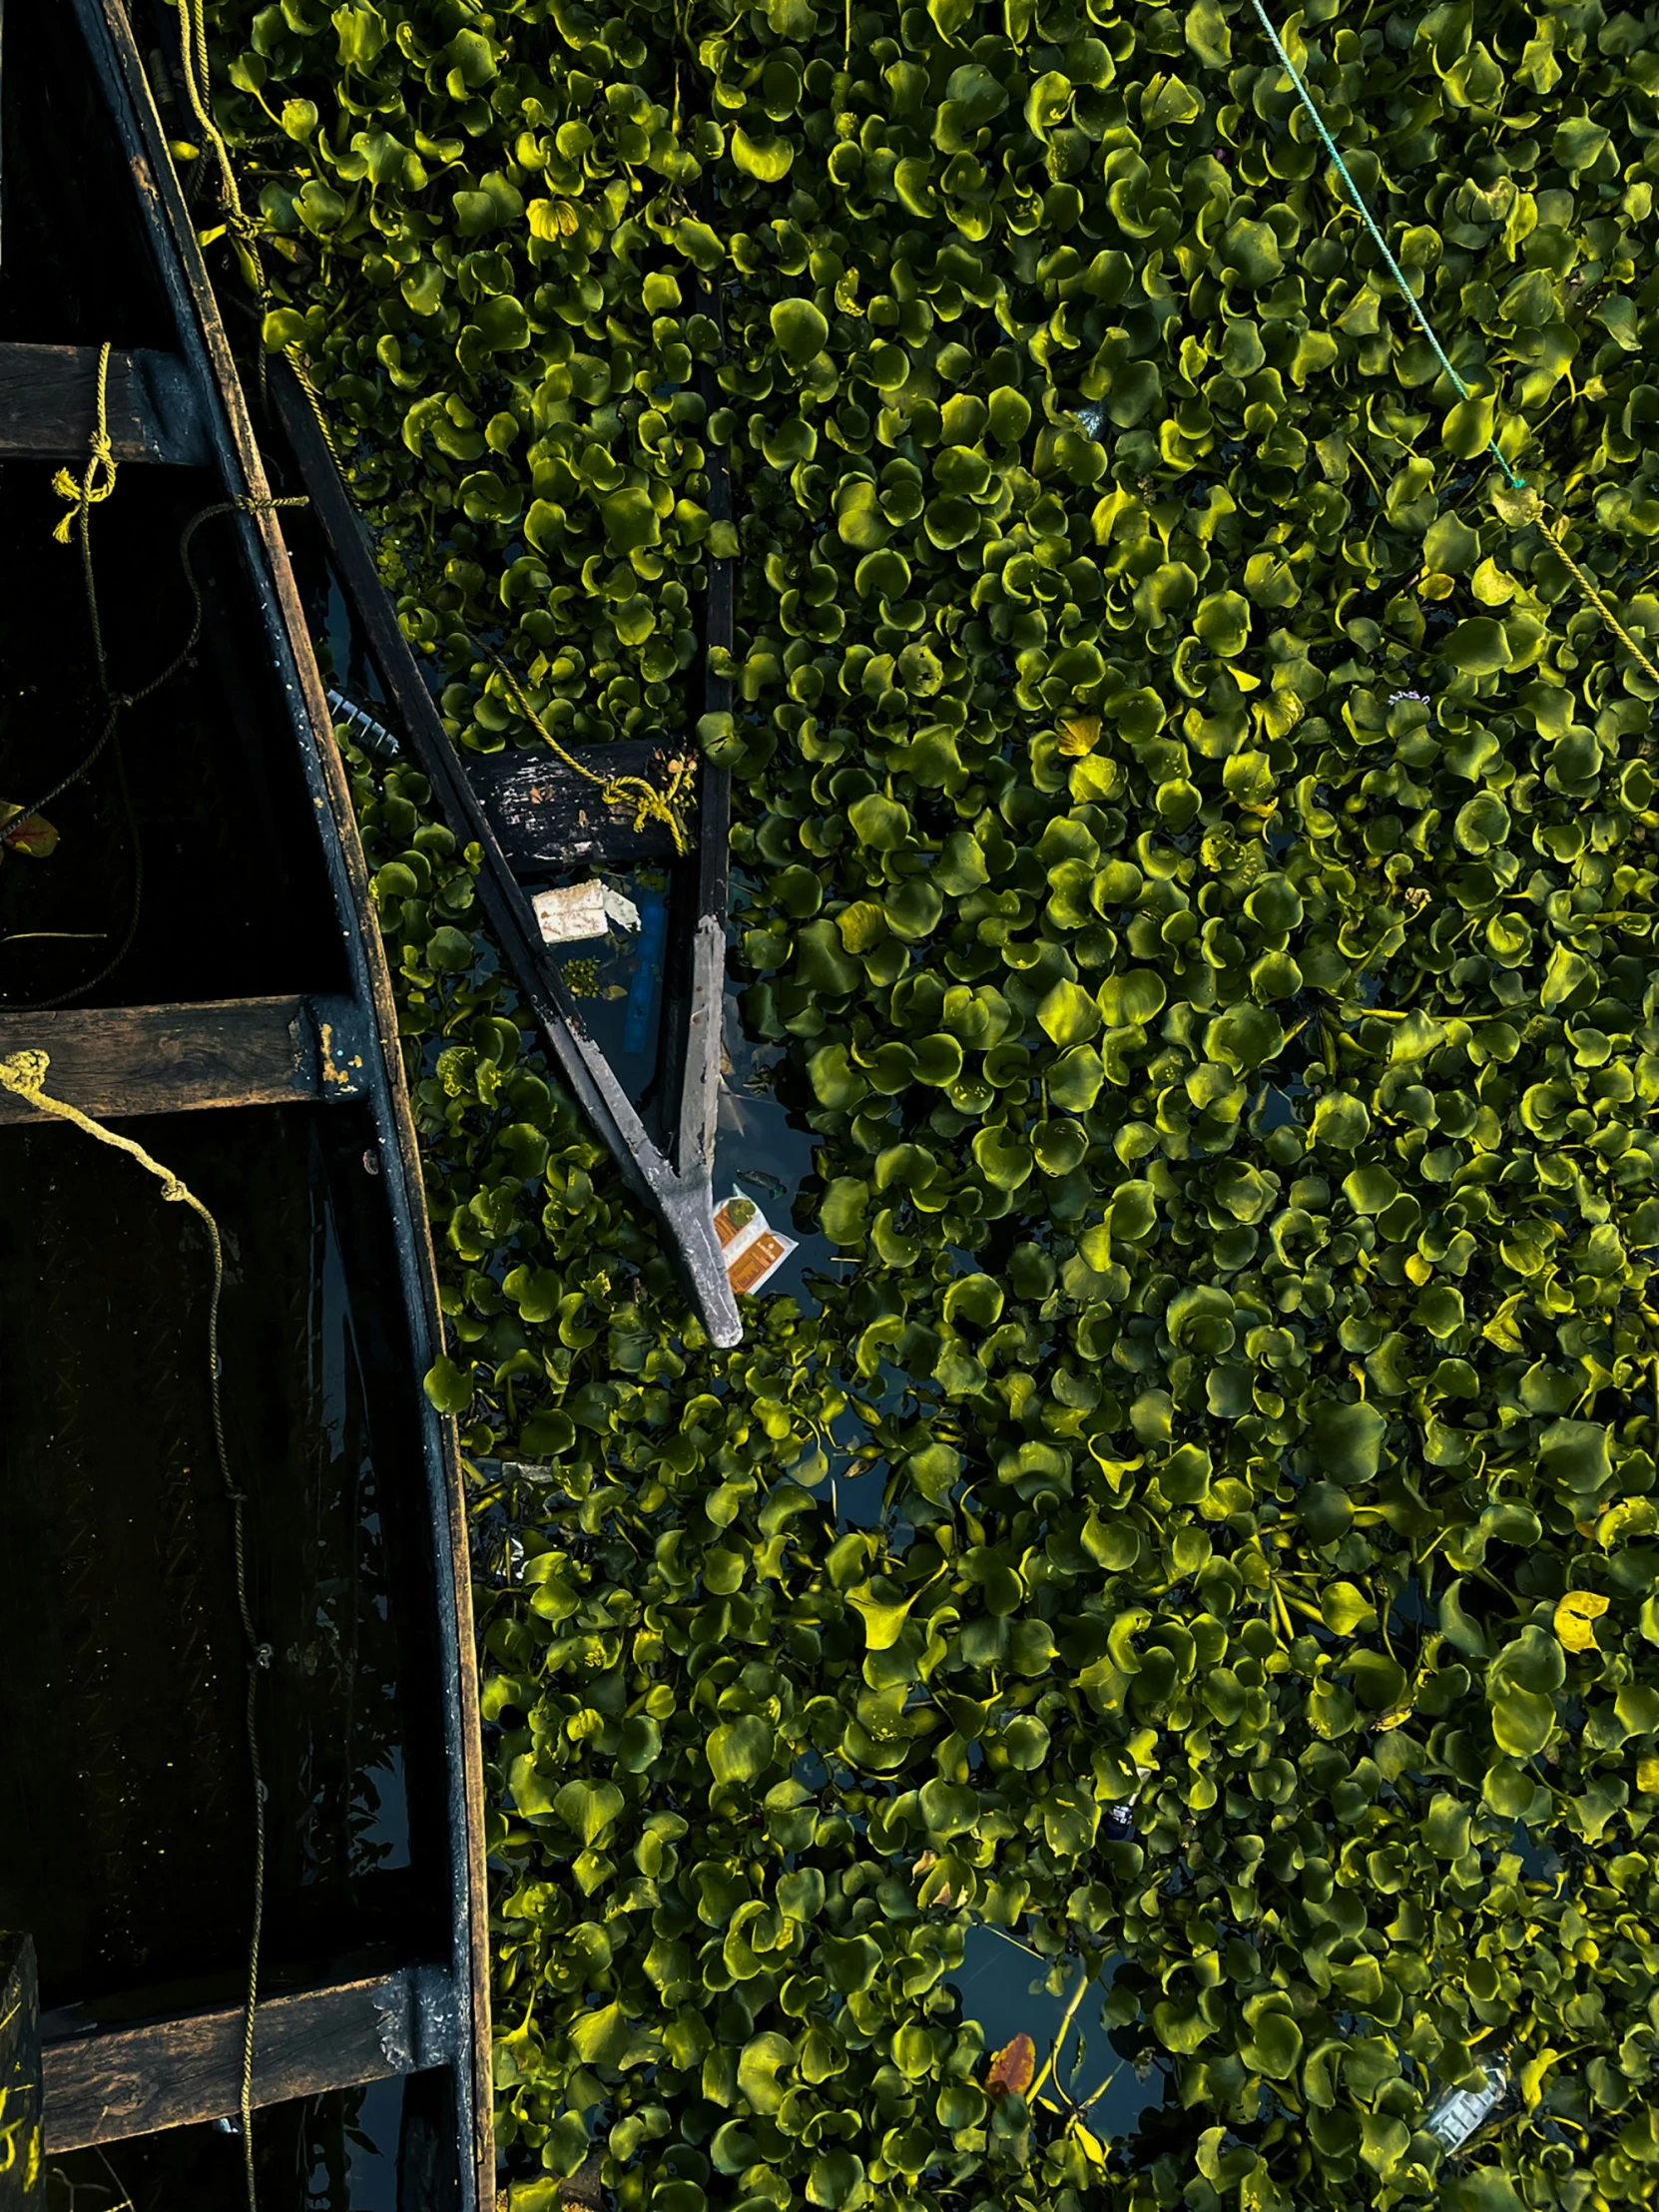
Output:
[{"xmin": 1424, "ymin": 2061, "xmax": 1508, "ymax": 2151}]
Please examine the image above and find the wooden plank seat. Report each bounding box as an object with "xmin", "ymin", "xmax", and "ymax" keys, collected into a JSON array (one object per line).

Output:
[
  {"xmin": 42, "ymin": 1964, "xmax": 460, "ymax": 2149},
  {"xmin": 0, "ymin": 996, "xmax": 373, "ymax": 1121},
  {"xmin": 0, "ymin": 344, "xmax": 210, "ymax": 466}
]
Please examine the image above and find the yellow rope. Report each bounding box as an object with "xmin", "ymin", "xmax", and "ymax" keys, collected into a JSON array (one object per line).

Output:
[
  {"xmin": 52, "ymin": 341, "xmax": 118, "ymax": 549},
  {"xmin": 1528, "ymin": 497, "xmax": 1659, "ymax": 690},
  {"xmin": 0, "ymin": 1050, "xmax": 269, "ymax": 2212},
  {"xmin": 169, "ymin": 0, "xmax": 341, "ymax": 466},
  {"xmin": 485, "ymin": 648, "xmax": 693, "ymax": 856}
]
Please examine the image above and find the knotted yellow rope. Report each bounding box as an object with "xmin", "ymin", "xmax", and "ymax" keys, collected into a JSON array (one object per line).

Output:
[
  {"xmin": 52, "ymin": 341, "xmax": 118, "ymax": 548},
  {"xmin": 485, "ymin": 648, "xmax": 693, "ymax": 856},
  {"xmin": 1527, "ymin": 497, "xmax": 1659, "ymax": 690},
  {"xmin": 0, "ymin": 1050, "xmax": 270, "ymax": 2212}
]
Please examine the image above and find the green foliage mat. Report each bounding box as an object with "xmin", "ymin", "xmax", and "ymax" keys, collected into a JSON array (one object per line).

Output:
[{"xmin": 198, "ymin": 0, "xmax": 1659, "ymax": 2203}]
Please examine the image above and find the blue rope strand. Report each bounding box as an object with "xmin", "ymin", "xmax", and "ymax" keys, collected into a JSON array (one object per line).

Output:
[{"xmin": 1248, "ymin": 0, "xmax": 1526, "ymax": 492}]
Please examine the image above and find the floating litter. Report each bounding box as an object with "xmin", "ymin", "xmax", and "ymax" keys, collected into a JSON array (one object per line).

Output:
[
  {"xmin": 532, "ymin": 879, "xmax": 642, "ymax": 945},
  {"xmin": 714, "ymin": 1193, "xmax": 798, "ymax": 1297},
  {"xmin": 1425, "ymin": 2062, "xmax": 1508, "ymax": 2150}
]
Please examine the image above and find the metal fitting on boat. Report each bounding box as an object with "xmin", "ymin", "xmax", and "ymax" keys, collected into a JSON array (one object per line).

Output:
[{"xmin": 325, "ymin": 687, "xmax": 402, "ymax": 763}]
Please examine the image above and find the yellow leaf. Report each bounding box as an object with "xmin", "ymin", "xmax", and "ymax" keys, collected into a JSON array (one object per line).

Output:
[
  {"xmin": 1598, "ymin": 1498, "xmax": 1658, "ymax": 1548},
  {"xmin": 1057, "ymin": 714, "xmax": 1101, "ymax": 758},
  {"xmin": 1520, "ymin": 2045, "xmax": 1559, "ymax": 2112},
  {"xmin": 1639, "ymin": 1755, "xmax": 1659, "ymax": 1794},
  {"xmin": 1554, "ymin": 1589, "xmax": 1609, "ymax": 1652},
  {"xmin": 1072, "ymin": 2120, "xmax": 1108, "ymax": 2166},
  {"xmin": 1481, "ymin": 1292, "xmax": 1526, "ymax": 1355}
]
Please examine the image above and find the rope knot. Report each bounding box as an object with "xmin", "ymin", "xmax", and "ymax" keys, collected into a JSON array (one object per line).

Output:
[
  {"xmin": 52, "ymin": 345, "xmax": 119, "ymax": 548},
  {"xmin": 598, "ymin": 768, "xmax": 693, "ymax": 856},
  {"xmin": 0, "ymin": 1049, "xmax": 49, "ymax": 1100}
]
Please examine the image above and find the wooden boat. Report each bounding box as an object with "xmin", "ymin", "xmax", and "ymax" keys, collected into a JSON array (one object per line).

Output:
[
  {"xmin": 0, "ymin": 2, "xmax": 489, "ymax": 2205},
  {"xmin": 269, "ymin": 301, "xmax": 744, "ymax": 1349}
]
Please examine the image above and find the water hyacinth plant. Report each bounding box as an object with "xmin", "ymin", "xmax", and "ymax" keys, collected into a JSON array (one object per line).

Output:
[{"xmin": 194, "ymin": 0, "xmax": 1659, "ymax": 2204}]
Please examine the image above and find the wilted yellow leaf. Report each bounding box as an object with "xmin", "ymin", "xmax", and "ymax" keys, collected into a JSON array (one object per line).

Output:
[
  {"xmin": 986, "ymin": 2033, "xmax": 1036, "ymax": 2098},
  {"xmin": 1553, "ymin": 1589, "xmax": 1609, "ymax": 1652},
  {"xmin": 1057, "ymin": 715, "xmax": 1101, "ymax": 757},
  {"xmin": 0, "ymin": 802, "xmax": 58, "ymax": 859}
]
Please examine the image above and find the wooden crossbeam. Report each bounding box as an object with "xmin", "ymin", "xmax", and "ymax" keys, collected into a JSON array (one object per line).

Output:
[
  {"xmin": 42, "ymin": 1965, "xmax": 459, "ymax": 2150},
  {"xmin": 0, "ymin": 996, "xmax": 371, "ymax": 1123},
  {"xmin": 0, "ymin": 344, "xmax": 210, "ymax": 465}
]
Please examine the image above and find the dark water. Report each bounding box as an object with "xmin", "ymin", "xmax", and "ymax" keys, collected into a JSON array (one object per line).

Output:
[
  {"xmin": 948, "ymin": 1928, "xmax": 1169, "ymax": 2143},
  {"xmin": 713, "ymin": 996, "xmax": 836, "ymax": 1312},
  {"xmin": 0, "ymin": 1102, "xmax": 448, "ymax": 2016},
  {"xmin": 536, "ymin": 866, "xmax": 671, "ymax": 1106},
  {"xmin": 45, "ymin": 2069, "xmax": 460, "ymax": 2212}
]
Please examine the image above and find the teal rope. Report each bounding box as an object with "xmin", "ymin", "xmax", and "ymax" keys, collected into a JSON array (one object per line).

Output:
[{"xmin": 1249, "ymin": 0, "xmax": 1525, "ymax": 492}]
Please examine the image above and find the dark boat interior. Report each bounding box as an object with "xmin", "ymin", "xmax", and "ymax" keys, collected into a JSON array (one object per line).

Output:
[
  {"xmin": 0, "ymin": 1103, "xmax": 449, "ymax": 2005},
  {"xmin": 0, "ymin": 0, "xmax": 344, "ymax": 1014}
]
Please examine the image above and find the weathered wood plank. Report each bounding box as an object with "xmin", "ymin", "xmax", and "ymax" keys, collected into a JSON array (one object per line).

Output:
[
  {"xmin": 0, "ymin": 1935, "xmax": 44, "ymax": 2206},
  {"xmin": 0, "ymin": 344, "xmax": 209, "ymax": 464},
  {"xmin": 42, "ymin": 1965, "xmax": 459, "ymax": 2150},
  {"xmin": 0, "ymin": 996, "xmax": 370, "ymax": 1123},
  {"xmin": 464, "ymin": 743, "xmax": 684, "ymax": 872}
]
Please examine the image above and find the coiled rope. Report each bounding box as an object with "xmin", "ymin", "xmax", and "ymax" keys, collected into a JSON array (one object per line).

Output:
[
  {"xmin": 0, "ymin": 1053, "xmax": 269, "ymax": 2212},
  {"xmin": 483, "ymin": 646, "xmax": 693, "ymax": 855},
  {"xmin": 1253, "ymin": 0, "xmax": 1659, "ymax": 691}
]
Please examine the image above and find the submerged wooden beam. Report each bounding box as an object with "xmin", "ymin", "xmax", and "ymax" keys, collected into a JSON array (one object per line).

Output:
[
  {"xmin": 466, "ymin": 741, "xmax": 685, "ymax": 873},
  {"xmin": 42, "ymin": 1964, "xmax": 461, "ymax": 2150},
  {"xmin": 0, "ymin": 995, "xmax": 372, "ymax": 1122},
  {"xmin": 0, "ymin": 343, "xmax": 209, "ymax": 465}
]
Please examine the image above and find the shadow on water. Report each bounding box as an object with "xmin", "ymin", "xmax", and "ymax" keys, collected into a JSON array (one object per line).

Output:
[
  {"xmin": 948, "ymin": 1928, "xmax": 1169, "ymax": 2144},
  {"xmin": 45, "ymin": 2068, "xmax": 459, "ymax": 2212},
  {"xmin": 714, "ymin": 995, "xmax": 836, "ymax": 1314}
]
